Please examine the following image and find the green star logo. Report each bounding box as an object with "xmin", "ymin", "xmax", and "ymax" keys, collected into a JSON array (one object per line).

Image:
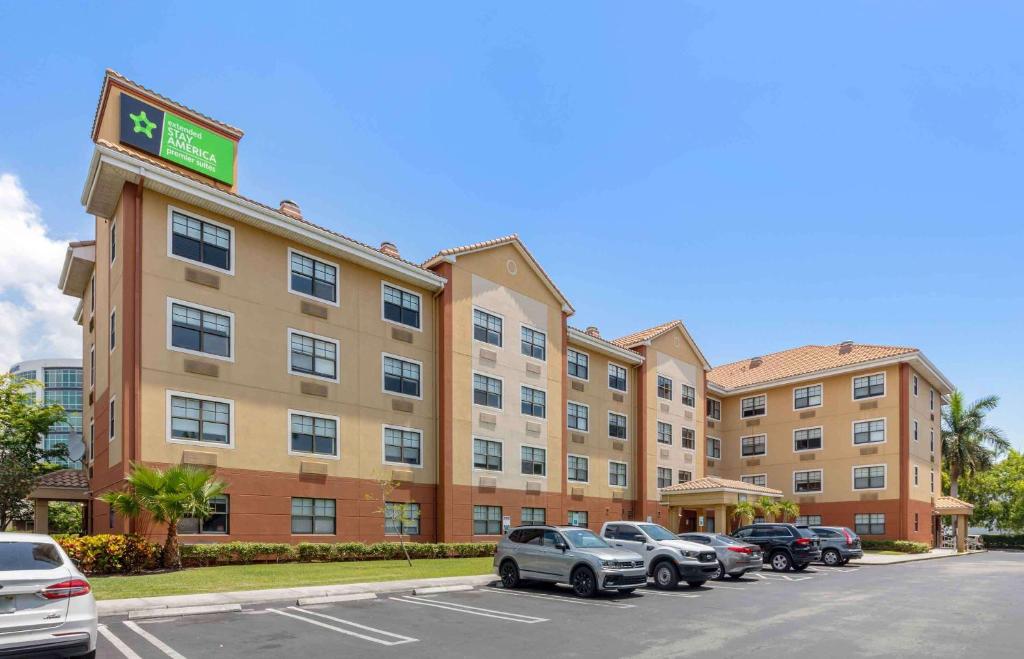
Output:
[{"xmin": 129, "ymin": 110, "xmax": 157, "ymax": 139}]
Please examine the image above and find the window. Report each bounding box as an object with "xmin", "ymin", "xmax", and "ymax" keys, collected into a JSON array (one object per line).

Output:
[
  {"xmin": 681, "ymin": 384, "xmax": 696, "ymax": 407},
  {"xmin": 385, "ymin": 502, "xmax": 421, "ymax": 536},
  {"xmin": 382, "ymin": 284, "xmax": 421, "ymax": 329},
  {"xmin": 680, "ymin": 427, "xmax": 695, "ymax": 450},
  {"xmin": 853, "ymin": 419, "xmax": 885, "ymax": 445},
  {"xmin": 609, "ymin": 461, "xmax": 627, "ymax": 487},
  {"xmin": 289, "ymin": 331, "xmax": 338, "ymax": 381},
  {"xmin": 657, "ymin": 467, "xmax": 672, "ymax": 488},
  {"xmin": 794, "ymin": 384, "xmax": 822, "ymax": 409},
  {"xmin": 520, "ymin": 326, "xmax": 546, "ymax": 360},
  {"xmin": 657, "ymin": 375, "xmax": 672, "ymax": 400},
  {"xmin": 178, "ymin": 495, "xmax": 229, "ymax": 534},
  {"xmin": 44, "ymin": 368, "xmax": 82, "ymax": 388},
  {"xmin": 109, "ymin": 397, "xmax": 116, "ymax": 441},
  {"xmin": 473, "ymin": 438, "xmax": 503, "ymax": 471},
  {"xmin": 794, "ymin": 470, "xmax": 823, "ymax": 493},
  {"xmin": 289, "ymin": 250, "xmax": 337, "ymax": 303},
  {"xmin": 383, "ymin": 426, "xmax": 422, "ymax": 466},
  {"xmin": 853, "ymin": 373, "xmax": 885, "ymax": 399},
  {"xmin": 473, "ymin": 373, "xmax": 502, "ymax": 408},
  {"xmin": 706, "ymin": 437, "xmax": 721, "ymax": 459},
  {"xmin": 796, "ymin": 515, "xmax": 821, "ymax": 526},
  {"xmin": 567, "ymin": 511, "xmax": 588, "ymax": 528},
  {"xmin": 854, "ymin": 513, "xmax": 885, "ymax": 535},
  {"xmin": 520, "ymin": 386, "xmax": 546, "ymax": 418},
  {"xmin": 170, "ymin": 210, "xmax": 231, "ymax": 271},
  {"xmin": 88, "ymin": 422, "xmax": 94, "ymax": 464},
  {"xmin": 678, "ymin": 470, "xmax": 692, "ymax": 483},
  {"xmin": 707, "ymin": 398, "xmax": 721, "ymax": 421},
  {"xmin": 473, "ymin": 309, "xmax": 502, "ymax": 347},
  {"xmin": 914, "ymin": 512, "xmax": 919, "ymax": 532},
  {"xmin": 109, "ymin": 220, "xmax": 116, "ymax": 263},
  {"xmin": 474, "ymin": 505, "xmax": 502, "ymax": 535},
  {"xmin": 291, "ymin": 498, "xmax": 335, "ymax": 535},
  {"xmin": 383, "ymin": 355, "xmax": 421, "ymax": 398},
  {"xmin": 290, "ymin": 412, "xmax": 337, "ymax": 457},
  {"xmin": 567, "ymin": 402, "xmax": 589, "ymax": 432},
  {"xmin": 930, "ymin": 430, "xmax": 935, "ymax": 453},
  {"xmin": 609, "ymin": 412, "xmax": 627, "ymax": 439},
  {"xmin": 931, "ymin": 470, "xmax": 935, "ymax": 492},
  {"xmin": 657, "ymin": 421, "xmax": 673, "ymax": 445},
  {"xmin": 913, "ymin": 375, "xmax": 919, "ymax": 396},
  {"xmin": 914, "ymin": 465, "xmax": 919, "ymax": 486},
  {"xmin": 169, "ymin": 394, "xmax": 231, "ymax": 445},
  {"xmin": 109, "ymin": 310, "xmax": 116, "ymax": 352},
  {"xmin": 741, "ymin": 395, "xmax": 766, "ymax": 418},
  {"xmin": 794, "ymin": 427, "xmax": 823, "ymax": 452},
  {"xmin": 854, "ymin": 465, "xmax": 886, "ymax": 490},
  {"xmin": 521, "ymin": 446, "xmax": 546, "ymax": 476},
  {"xmin": 741, "ymin": 434, "xmax": 767, "ymax": 457},
  {"xmin": 89, "ymin": 346, "xmax": 95, "ymax": 386},
  {"xmin": 913, "ymin": 420, "xmax": 919, "ymax": 442},
  {"xmin": 742, "ymin": 474, "xmax": 767, "ymax": 487},
  {"xmin": 521, "ymin": 507, "xmax": 545, "ymax": 525},
  {"xmin": 90, "ymin": 274, "xmax": 95, "ymax": 313},
  {"xmin": 608, "ymin": 363, "xmax": 627, "ymax": 391},
  {"xmin": 930, "ymin": 388, "xmax": 935, "ymax": 410},
  {"xmin": 567, "ymin": 349, "xmax": 588, "ymax": 380},
  {"xmin": 567, "ymin": 455, "xmax": 589, "ymax": 482},
  {"xmin": 170, "ymin": 301, "xmax": 231, "ymax": 358}
]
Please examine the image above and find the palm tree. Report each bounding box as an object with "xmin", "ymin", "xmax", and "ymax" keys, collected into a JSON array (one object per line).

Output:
[
  {"xmin": 757, "ymin": 496, "xmax": 782, "ymax": 523},
  {"xmin": 942, "ymin": 391, "xmax": 1010, "ymax": 497},
  {"xmin": 777, "ymin": 500, "xmax": 801, "ymax": 523},
  {"xmin": 732, "ymin": 500, "xmax": 757, "ymax": 528},
  {"xmin": 101, "ymin": 464, "xmax": 226, "ymax": 569}
]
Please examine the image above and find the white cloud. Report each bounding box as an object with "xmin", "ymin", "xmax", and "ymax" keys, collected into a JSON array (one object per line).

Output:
[{"xmin": 0, "ymin": 173, "xmax": 80, "ymax": 370}]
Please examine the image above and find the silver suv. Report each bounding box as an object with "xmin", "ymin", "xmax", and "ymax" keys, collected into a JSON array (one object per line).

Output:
[{"xmin": 494, "ymin": 525, "xmax": 647, "ymax": 597}]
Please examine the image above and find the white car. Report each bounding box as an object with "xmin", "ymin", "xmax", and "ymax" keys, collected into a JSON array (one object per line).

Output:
[{"xmin": 0, "ymin": 533, "xmax": 96, "ymax": 658}]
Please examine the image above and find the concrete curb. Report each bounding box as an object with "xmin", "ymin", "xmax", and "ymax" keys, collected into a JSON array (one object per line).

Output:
[
  {"xmin": 128, "ymin": 604, "xmax": 242, "ymax": 620},
  {"xmin": 297, "ymin": 593, "xmax": 378, "ymax": 606},
  {"xmin": 849, "ymin": 549, "xmax": 986, "ymax": 566},
  {"xmin": 413, "ymin": 584, "xmax": 475, "ymax": 595}
]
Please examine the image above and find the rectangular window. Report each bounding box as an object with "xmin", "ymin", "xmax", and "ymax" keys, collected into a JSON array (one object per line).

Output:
[
  {"xmin": 169, "ymin": 394, "xmax": 231, "ymax": 445},
  {"xmin": 854, "ymin": 465, "xmax": 886, "ymax": 490},
  {"xmin": 382, "ymin": 283, "xmax": 421, "ymax": 329},
  {"xmin": 521, "ymin": 507, "xmax": 545, "ymax": 525},
  {"xmin": 383, "ymin": 426, "xmax": 422, "ymax": 466},
  {"xmin": 289, "ymin": 250, "xmax": 337, "ymax": 303},
  {"xmin": 657, "ymin": 467, "xmax": 672, "ymax": 488},
  {"xmin": 657, "ymin": 375, "xmax": 672, "ymax": 400},
  {"xmin": 609, "ymin": 412, "xmax": 627, "ymax": 439},
  {"xmin": 567, "ymin": 454, "xmax": 589, "ymax": 482},
  {"xmin": 930, "ymin": 430, "xmax": 935, "ymax": 453},
  {"xmin": 520, "ymin": 326, "xmax": 546, "ymax": 360},
  {"xmin": 289, "ymin": 331, "xmax": 338, "ymax": 381},
  {"xmin": 88, "ymin": 422, "xmax": 94, "ymax": 463},
  {"xmin": 681, "ymin": 384, "xmax": 696, "ymax": 407},
  {"xmin": 171, "ymin": 210, "xmax": 231, "ymax": 271},
  {"xmin": 853, "ymin": 419, "xmax": 885, "ymax": 445},
  {"xmin": 930, "ymin": 389, "xmax": 935, "ymax": 410},
  {"xmin": 567, "ymin": 349, "xmax": 588, "ymax": 380},
  {"xmin": 854, "ymin": 513, "xmax": 885, "ymax": 535},
  {"xmin": 567, "ymin": 402, "xmax": 589, "ymax": 432},
  {"xmin": 44, "ymin": 368, "xmax": 82, "ymax": 388},
  {"xmin": 741, "ymin": 434, "xmax": 767, "ymax": 457},
  {"xmin": 609, "ymin": 461, "xmax": 627, "ymax": 487},
  {"xmin": 681, "ymin": 427, "xmax": 695, "ymax": 450},
  {"xmin": 794, "ymin": 470, "xmax": 823, "ymax": 493},
  {"xmin": 90, "ymin": 274, "xmax": 95, "ymax": 313},
  {"xmin": 521, "ymin": 446, "xmax": 546, "ymax": 476},
  {"xmin": 741, "ymin": 395, "xmax": 766, "ymax": 418},
  {"xmin": 794, "ymin": 384, "xmax": 822, "ymax": 409},
  {"xmin": 853, "ymin": 373, "xmax": 885, "ymax": 399},
  {"xmin": 290, "ymin": 412, "xmax": 337, "ymax": 457},
  {"xmin": 913, "ymin": 420, "xmax": 919, "ymax": 442},
  {"xmin": 657, "ymin": 421, "xmax": 673, "ymax": 445},
  {"xmin": 794, "ymin": 427, "xmax": 823, "ymax": 452},
  {"xmin": 109, "ymin": 398, "xmax": 116, "ymax": 441},
  {"xmin": 608, "ymin": 363, "xmax": 627, "ymax": 392},
  {"xmin": 796, "ymin": 515, "xmax": 822, "ymax": 526},
  {"xmin": 178, "ymin": 495, "xmax": 229, "ymax": 535},
  {"xmin": 473, "ymin": 308, "xmax": 502, "ymax": 347},
  {"xmin": 678, "ymin": 470, "xmax": 692, "ymax": 483},
  {"xmin": 473, "ymin": 373, "xmax": 502, "ymax": 408},
  {"xmin": 931, "ymin": 470, "xmax": 935, "ymax": 492},
  {"xmin": 109, "ymin": 220, "xmax": 116, "ymax": 263},
  {"xmin": 567, "ymin": 511, "xmax": 588, "ymax": 528},
  {"xmin": 913, "ymin": 375, "xmax": 919, "ymax": 396},
  {"xmin": 914, "ymin": 465, "xmax": 919, "ymax": 486},
  {"xmin": 291, "ymin": 497, "xmax": 335, "ymax": 535},
  {"xmin": 385, "ymin": 502, "xmax": 421, "ymax": 536},
  {"xmin": 473, "ymin": 438, "xmax": 503, "ymax": 471},
  {"xmin": 706, "ymin": 398, "xmax": 721, "ymax": 421},
  {"xmin": 474, "ymin": 505, "xmax": 502, "ymax": 535},
  {"xmin": 89, "ymin": 346, "xmax": 95, "ymax": 386},
  {"xmin": 170, "ymin": 301, "xmax": 231, "ymax": 358},
  {"xmin": 109, "ymin": 310, "xmax": 116, "ymax": 352},
  {"xmin": 383, "ymin": 355, "xmax": 421, "ymax": 398},
  {"xmin": 706, "ymin": 437, "xmax": 721, "ymax": 459},
  {"xmin": 520, "ymin": 386, "xmax": 546, "ymax": 418},
  {"xmin": 741, "ymin": 474, "xmax": 767, "ymax": 487}
]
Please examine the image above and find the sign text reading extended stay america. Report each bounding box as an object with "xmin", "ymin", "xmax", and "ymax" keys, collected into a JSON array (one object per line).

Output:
[{"xmin": 119, "ymin": 93, "xmax": 235, "ymax": 185}]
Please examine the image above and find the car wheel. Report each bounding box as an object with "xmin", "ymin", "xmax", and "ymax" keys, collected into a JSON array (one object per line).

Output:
[
  {"xmin": 686, "ymin": 581, "xmax": 706, "ymax": 588},
  {"xmin": 711, "ymin": 561, "xmax": 725, "ymax": 580},
  {"xmin": 822, "ymin": 549, "xmax": 842, "ymax": 566},
  {"xmin": 499, "ymin": 560, "xmax": 520, "ymax": 588},
  {"xmin": 653, "ymin": 561, "xmax": 679, "ymax": 590},
  {"xmin": 793, "ymin": 562, "xmax": 809, "ymax": 571},
  {"xmin": 770, "ymin": 551, "xmax": 792, "ymax": 571},
  {"xmin": 571, "ymin": 566, "xmax": 598, "ymax": 598}
]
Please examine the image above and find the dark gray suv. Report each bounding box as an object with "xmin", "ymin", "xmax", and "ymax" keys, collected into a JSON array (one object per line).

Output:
[{"xmin": 809, "ymin": 526, "xmax": 863, "ymax": 565}]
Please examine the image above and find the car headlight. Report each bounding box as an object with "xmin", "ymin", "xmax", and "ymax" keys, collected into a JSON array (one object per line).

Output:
[
  {"xmin": 601, "ymin": 560, "xmax": 613, "ymax": 567},
  {"xmin": 680, "ymin": 550, "xmax": 700, "ymax": 559}
]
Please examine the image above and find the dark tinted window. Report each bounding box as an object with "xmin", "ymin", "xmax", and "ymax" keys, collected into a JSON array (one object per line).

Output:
[
  {"xmin": 812, "ymin": 527, "xmax": 839, "ymax": 538},
  {"xmin": 731, "ymin": 528, "xmax": 752, "ymax": 539},
  {"xmin": 684, "ymin": 534, "xmax": 711, "ymax": 545},
  {"xmin": 542, "ymin": 531, "xmax": 562, "ymax": 548},
  {"xmin": 617, "ymin": 525, "xmax": 644, "ymax": 542},
  {"xmin": 794, "ymin": 527, "xmax": 818, "ymax": 538},
  {"xmin": 603, "ymin": 524, "xmax": 618, "ymax": 538},
  {"xmin": 0, "ymin": 542, "xmax": 63, "ymax": 571},
  {"xmin": 752, "ymin": 526, "xmax": 780, "ymax": 538}
]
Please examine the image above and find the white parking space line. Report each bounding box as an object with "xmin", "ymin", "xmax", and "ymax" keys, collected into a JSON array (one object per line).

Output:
[
  {"xmin": 708, "ymin": 584, "xmax": 747, "ymax": 590},
  {"xmin": 284, "ymin": 606, "xmax": 418, "ymax": 644},
  {"xmin": 98, "ymin": 624, "xmax": 143, "ymax": 659},
  {"xmin": 389, "ymin": 595, "xmax": 548, "ymax": 623},
  {"xmin": 123, "ymin": 620, "xmax": 187, "ymax": 659},
  {"xmin": 639, "ymin": 590, "xmax": 701, "ymax": 598},
  {"xmin": 482, "ymin": 587, "xmax": 636, "ymax": 608},
  {"xmin": 267, "ymin": 608, "xmax": 417, "ymax": 646}
]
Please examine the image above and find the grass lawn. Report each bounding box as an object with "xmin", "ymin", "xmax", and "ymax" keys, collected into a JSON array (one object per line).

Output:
[{"xmin": 89, "ymin": 557, "xmax": 494, "ymax": 601}]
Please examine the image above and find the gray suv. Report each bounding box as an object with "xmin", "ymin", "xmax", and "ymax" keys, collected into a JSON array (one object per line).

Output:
[
  {"xmin": 809, "ymin": 526, "xmax": 863, "ymax": 565},
  {"xmin": 494, "ymin": 526, "xmax": 647, "ymax": 597}
]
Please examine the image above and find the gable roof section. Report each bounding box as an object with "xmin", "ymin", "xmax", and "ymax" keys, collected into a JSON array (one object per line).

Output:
[
  {"xmin": 660, "ymin": 476, "xmax": 782, "ymax": 497},
  {"xmin": 567, "ymin": 326, "xmax": 644, "ymax": 365},
  {"xmin": 611, "ymin": 320, "xmax": 710, "ymax": 370}
]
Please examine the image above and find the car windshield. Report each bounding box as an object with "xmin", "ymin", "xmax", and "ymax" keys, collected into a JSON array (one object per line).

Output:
[
  {"xmin": 564, "ymin": 529, "xmax": 610, "ymax": 548},
  {"xmin": 795, "ymin": 527, "xmax": 818, "ymax": 538},
  {"xmin": 638, "ymin": 523, "xmax": 677, "ymax": 541},
  {"xmin": 0, "ymin": 542, "xmax": 63, "ymax": 571},
  {"xmin": 714, "ymin": 534, "xmax": 743, "ymax": 545}
]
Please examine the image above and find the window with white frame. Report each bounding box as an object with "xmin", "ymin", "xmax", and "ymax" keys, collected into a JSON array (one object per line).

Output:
[
  {"xmin": 706, "ymin": 437, "xmax": 721, "ymax": 459},
  {"xmin": 171, "ymin": 210, "xmax": 230, "ymax": 271},
  {"xmin": 681, "ymin": 427, "xmax": 695, "ymax": 450},
  {"xmin": 741, "ymin": 395, "xmax": 766, "ymax": 417},
  {"xmin": 796, "ymin": 515, "xmax": 822, "ymax": 526},
  {"xmin": 854, "ymin": 465, "xmax": 886, "ymax": 490},
  {"xmin": 383, "ymin": 426, "xmax": 421, "ymax": 466},
  {"xmin": 474, "ymin": 505, "xmax": 502, "ymax": 535},
  {"xmin": 656, "ymin": 467, "xmax": 672, "ymax": 488},
  {"xmin": 383, "ymin": 284, "xmax": 421, "ymax": 329},
  {"xmin": 109, "ymin": 398, "xmax": 116, "ymax": 441},
  {"xmin": 930, "ymin": 388, "xmax": 935, "ymax": 410},
  {"xmin": 930, "ymin": 429, "xmax": 935, "ymax": 453},
  {"xmin": 170, "ymin": 301, "xmax": 231, "ymax": 358},
  {"xmin": 678, "ymin": 470, "xmax": 693, "ymax": 483},
  {"xmin": 681, "ymin": 384, "xmax": 696, "ymax": 407},
  {"xmin": 568, "ymin": 349, "xmax": 588, "ymax": 379},
  {"xmin": 794, "ymin": 427, "xmax": 823, "ymax": 452},
  {"xmin": 473, "ymin": 438, "xmax": 503, "ymax": 471},
  {"xmin": 473, "ymin": 308, "xmax": 502, "ymax": 346},
  {"xmin": 567, "ymin": 455, "xmax": 589, "ymax": 482},
  {"xmin": 608, "ymin": 461, "xmax": 627, "ymax": 487},
  {"xmin": 473, "ymin": 373, "xmax": 502, "ymax": 408},
  {"xmin": 292, "ymin": 498, "xmax": 335, "ymax": 535},
  {"xmin": 383, "ymin": 355, "xmax": 421, "ymax": 397},
  {"xmin": 741, "ymin": 434, "xmax": 767, "ymax": 457},
  {"xmin": 706, "ymin": 398, "xmax": 721, "ymax": 421},
  {"xmin": 931, "ymin": 470, "xmax": 935, "ymax": 492},
  {"xmin": 657, "ymin": 422, "xmax": 672, "ymax": 445},
  {"xmin": 109, "ymin": 220, "xmax": 116, "ymax": 263},
  {"xmin": 109, "ymin": 310, "xmax": 116, "ymax": 352},
  {"xmin": 794, "ymin": 384, "xmax": 822, "ymax": 409},
  {"xmin": 853, "ymin": 373, "xmax": 885, "ymax": 399},
  {"xmin": 913, "ymin": 420, "xmax": 919, "ymax": 442},
  {"xmin": 609, "ymin": 412, "xmax": 627, "ymax": 440},
  {"xmin": 90, "ymin": 345, "xmax": 95, "ymax": 387},
  {"xmin": 521, "ymin": 446, "xmax": 546, "ymax": 476},
  {"xmin": 169, "ymin": 394, "xmax": 230, "ymax": 445},
  {"xmin": 520, "ymin": 326, "xmax": 546, "ymax": 360},
  {"xmin": 521, "ymin": 507, "xmax": 545, "ymax": 524},
  {"xmin": 914, "ymin": 465, "xmax": 919, "ymax": 486},
  {"xmin": 853, "ymin": 419, "xmax": 885, "ymax": 445},
  {"xmin": 179, "ymin": 495, "xmax": 229, "ymax": 535},
  {"xmin": 520, "ymin": 386, "xmax": 546, "ymax": 418},
  {"xmin": 567, "ymin": 511, "xmax": 588, "ymax": 528},
  {"xmin": 385, "ymin": 502, "xmax": 421, "ymax": 536},
  {"xmin": 567, "ymin": 402, "xmax": 588, "ymax": 432},
  {"xmin": 854, "ymin": 513, "xmax": 885, "ymax": 535},
  {"xmin": 289, "ymin": 250, "xmax": 337, "ymax": 303},
  {"xmin": 913, "ymin": 374, "xmax": 919, "ymax": 396},
  {"xmin": 289, "ymin": 331, "xmax": 338, "ymax": 380},
  {"xmin": 608, "ymin": 363, "xmax": 627, "ymax": 391},
  {"xmin": 290, "ymin": 412, "xmax": 337, "ymax": 457},
  {"xmin": 742, "ymin": 474, "xmax": 767, "ymax": 487},
  {"xmin": 794, "ymin": 470, "xmax": 823, "ymax": 493},
  {"xmin": 657, "ymin": 375, "xmax": 672, "ymax": 400}
]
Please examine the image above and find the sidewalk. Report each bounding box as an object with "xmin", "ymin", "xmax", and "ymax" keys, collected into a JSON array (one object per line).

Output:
[{"xmin": 849, "ymin": 548, "xmax": 983, "ymax": 565}]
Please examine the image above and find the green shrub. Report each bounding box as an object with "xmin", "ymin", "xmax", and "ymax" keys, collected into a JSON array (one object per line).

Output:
[
  {"xmin": 980, "ymin": 534, "xmax": 1024, "ymax": 549},
  {"xmin": 861, "ymin": 539, "xmax": 930, "ymax": 554},
  {"xmin": 55, "ymin": 534, "xmax": 161, "ymax": 575}
]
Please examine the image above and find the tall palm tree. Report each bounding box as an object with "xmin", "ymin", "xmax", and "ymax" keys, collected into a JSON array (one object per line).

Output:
[
  {"xmin": 777, "ymin": 500, "xmax": 801, "ymax": 523},
  {"xmin": 101, "ymin": 464, "xmax": 226, "ymax": 569},
  {"xmin": 757, "ymin": 496, "xmax": 782, "ymax": 523},
  {"xmin": 732, "ymin": 500, "xmax": 757, "ymax": 528},
  {"xmin": 942, "ymin": 391, "xmax": 1010, "ymax": 497}
]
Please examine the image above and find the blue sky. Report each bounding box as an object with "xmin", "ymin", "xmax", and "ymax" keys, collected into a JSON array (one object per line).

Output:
[{"xmin": 0, "ymin": 2, "xmax": 1021, "ymax": 449}]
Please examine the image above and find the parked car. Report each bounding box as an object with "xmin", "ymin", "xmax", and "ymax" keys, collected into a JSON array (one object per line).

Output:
[
  {"xmin": 0, "ymin": 533, "xmax": 96, "ymax": 658},
  {"xmin": 600, "ymin": 521, "xmax": 718, "ymax": 589},
  {"xmin": 494, "ymin": 525, "xmax": 647, "ymax": 597},
  {"xmin": 678, "ymin": 532, "xmax": 764, "ymax": 580},
  {"xmin": 809, "ymin": 526, "xmax": 863, "ymax": 566},
  {"xmin": 730, "ymin": 523, "xmax": 821, "ymax": 571}
]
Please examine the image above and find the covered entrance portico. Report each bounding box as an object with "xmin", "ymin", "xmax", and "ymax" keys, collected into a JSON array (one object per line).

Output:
[
  {"xmin": 659, "ymin": 476, "xmax": 783, "ymax": 535},
  {"xmin": 933, "ymin": 495, "xmax": 974, "ymax": 552},
  {"xmin": 26, "ymin": 469, "xmax": 91, "ymax": 535}
]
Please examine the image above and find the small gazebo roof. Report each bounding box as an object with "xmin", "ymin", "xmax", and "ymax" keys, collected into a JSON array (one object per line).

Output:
[
  {"xmin": 36, "ymin": 469, "xmax": 90, "ymax": 489},
  {"xmin": 934, "ymin": 495, "xmax": 974, "ymax": 516},
  {"xmin": 660, "ymin": 476, "xmax": 783, "ymax": 498}
]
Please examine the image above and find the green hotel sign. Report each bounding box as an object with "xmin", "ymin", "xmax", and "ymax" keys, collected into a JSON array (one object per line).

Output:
[{"xmin": 119, "ymin": 94, "xmax": 235, "ymax": 185}]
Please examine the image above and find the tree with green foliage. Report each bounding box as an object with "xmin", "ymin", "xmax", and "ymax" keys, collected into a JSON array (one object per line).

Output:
[
  {"xmin": 732, "ymin": 500, "xmax": 757, "ymax": 527},
  {"xmin": 777, "ymin": 500, "xmax": 801, "ymax": 523},
  {"xmin": 756, "ymin": 496, "xmax": 782, "ymax": 523},
  {"xmin": 958, "ymin": 450, "xmax": 1024, "ymax": 533},
  {"xmin": 942, "ymin": 391, "xmax": 1010, "ymax": 497},
  {"xmin": 100, "ymin": 464, "xmax": 226, "ymax": 569},
  {"xmin": 367, "ymin": 475, "xmax": 417, "ymax": 566},
  {"xmin": 0, "ymin": 373, "xmax": 69, "ymax": 530},
  {"xmin": 48, "ymin": 501, "xmax": 84, "ymax": 535}
]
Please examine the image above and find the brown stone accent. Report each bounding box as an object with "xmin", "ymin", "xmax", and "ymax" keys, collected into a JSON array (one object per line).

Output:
[
  {"xmin": 478, "ymin": 476, "xmax": 498, "ymax": 489},
  {"xmin": 391, "ymin": 399, "xmax": 414, "ymax": 413},
  {"xmin": 660, "ymin": 403, "xmax": 670, "ymax": 413},
  {"xmin": 659, "ymin": 448, "xmax": 670, "ymax": 459},
  {"xmin": 745, "ymin": 459, "xmax": 761, "ymax": 467},
  {"xmin": 525, "ymin": 481, "xmax": 541, "ymax": 493},
  {"xmin": 390, "ymin": 469, "xmax": 414, "ymax": 482},
  {"xmin": 299, "ymin": 461, "xmax": 328, "ymax": 475},
  {"xmin": 525, "ymin": 362, "xmax": 542, "ymax": 375},
  {"xmin": 391, "ymin": 327, "xmax": 414, "ymax": 343},
  {"xmin": 860, "ymin": 492, "xmax": 880, "ymax": 501},
  {"xmin": 859, "ymin": 400, "xmax": 879, "ymax": 410},
  {"xmin": 612, "ymin": 392, "xmax": 624, "ymax": 403},
  {"xmin": 707, "ymin": 421, "xmax": 715, "ymax": 429},
  {"xmin": 799, "ymin": 496, "xmax": 817, "ymax": 504},
  {"xmin": 300, "ymin": 300, "xmax": 329, "ymax": 319},
  {"xmin": 859, "ymin": 446, "xmax": 879, "ymax": 455},
  {"xmin": 612, "ymin": 441, "xmax": 625, "ymax": 451},
  {"xmin": 478, "ymin": 412, "xmax": 497, "ymax": 425},
  {"xmin": 183, "ymin": 359, "xmax": 219, "ymax": 377},
  {"xmin": 684, "ymin": 410, "xmax": 693, "ymax": 420},
  {"xmin": 525, "ymin": 421, "xmax": 542, "ymax": 435},
  {"xmin": 182, "ymin": 450, "xmax": 217, "ymax": 467},
  {"xmin": 799, "ymin": 410, "xmax": 816, "ymax": 419},
  {"xmin": 571, "ymin": 380, "xmax": 585, "ymax": 392},
  {"xmin": 799, "ymin": 453, "xmax": 816, "ymax": 461},
  {"xmin": 300, "ymin": 382, "xmax": 328, "ymax": 397},
  {"xmin": 479, "ymin": 348, "xmax": 497, "ymax": 362},
  {"xmin": 571, "ymin": 434, "xmax": 585, "ymax": 444},
  {"xmin": 745, "ymin": 418, "xmax": 761, "ymax": 427},
  {"xmin": 185, "ymin": 267, "xmax": 220, "ymax": 289}
]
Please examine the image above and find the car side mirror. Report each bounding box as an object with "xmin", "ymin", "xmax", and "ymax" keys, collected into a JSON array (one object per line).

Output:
[{"xmin": 555, "ymin": 539, "xmax": 567, "ymax": 552}]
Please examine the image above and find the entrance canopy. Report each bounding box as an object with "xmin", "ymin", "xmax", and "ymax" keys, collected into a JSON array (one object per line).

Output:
[
  {"xmin": 659, "ymin": 477, "xmax": 784, "ymax": 534},
  {"xmin": 934, "ymin": 495, "xmax": 974, "ymax": 552},
  {"xmin": 26, "ymin": 469, "xmax": 90, "ymax": 535}
]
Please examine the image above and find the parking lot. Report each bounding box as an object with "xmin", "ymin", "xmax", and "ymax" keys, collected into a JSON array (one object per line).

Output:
[{"xmin": 95, "ymin": 552, "xmax": 1023, "ymax": 659}]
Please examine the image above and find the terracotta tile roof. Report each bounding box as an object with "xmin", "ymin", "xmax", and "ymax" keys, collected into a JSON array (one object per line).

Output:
[
  {"xmin": 934, "ymin": 495, "xmax": 974, "ymax": 513},
  {"xmin": 36, "ymin": 469, "xmax": 90, "ymax": 490},
  {"xmin": 611, "ymin": 320, "xmax": 710, "ymax": 369},
  {"xmin": 660, "ymin": 476, "xmax": 782, "ymax": 496},
  {"xmin": 707, "ymin": 343, "xmax": 919, "ymax": 391},
  {"xmin": 423, "ymin": 234, "xmax": 520, "ymax": 263}
]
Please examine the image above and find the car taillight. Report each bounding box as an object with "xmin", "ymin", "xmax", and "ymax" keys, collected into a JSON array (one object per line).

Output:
[
  {"xmin": 795, "ymin": 538, "xmax": 812, "ymax": 547},
  {"xmin": 42, "ymin": 579, "xmax": 91, "ymax": 599},
  {"xmin": 727, "ymin": 546, "xmax": 752, "ymax": 554},
  {"xmin": 842, "ymin": 528, "xmax": 854, "ymax": 545}
]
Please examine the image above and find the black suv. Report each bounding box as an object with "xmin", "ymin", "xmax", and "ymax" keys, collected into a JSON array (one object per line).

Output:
[{"xmin": 730, "ymin": 523, "xmax": 821, "ymax": 571}]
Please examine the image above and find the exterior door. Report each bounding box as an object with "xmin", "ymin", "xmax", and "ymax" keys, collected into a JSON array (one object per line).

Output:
[{"xmin": 679, "ymin": 510, "xmax": 697, "ymax": 533}]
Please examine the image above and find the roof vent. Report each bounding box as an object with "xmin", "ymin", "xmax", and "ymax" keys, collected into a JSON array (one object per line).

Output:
[
  {"xmin": 749, "ymin": 357, "xmax": 763, "ymax": 368},
  {"xmin": 585, "ymin": 326, "xmax": 601, "ymax": 338},
  {"xmin": 279, "ymin": 199, "xmax": 303, "ymax": 220},
  {"xmin": 839, "ymin": 341, "xmax": 854, "ymax": 354},
  {"xmin": 380, "ymin": 241, "xmax": 400, "ymax": 258}
]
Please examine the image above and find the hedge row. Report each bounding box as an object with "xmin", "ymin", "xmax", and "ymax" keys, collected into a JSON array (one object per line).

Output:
[
  {"xmin": 980, "ymin": 534, "xmax": 1024, "ymax": 549},
  {"xmin": 860, "ymin": 539, "xmax": 931, "ymax": 554},
  {"xmin": 54, "ymin": 534, "xmax": 161, "ymax": 575}
]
